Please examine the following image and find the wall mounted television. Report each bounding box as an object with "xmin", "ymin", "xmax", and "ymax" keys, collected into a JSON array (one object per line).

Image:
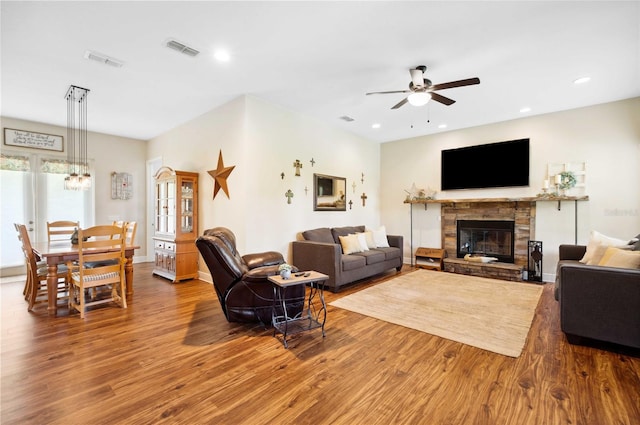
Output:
[{"xmin": 441, "ymin": 138, "xmax": 530, "ymax": 190}]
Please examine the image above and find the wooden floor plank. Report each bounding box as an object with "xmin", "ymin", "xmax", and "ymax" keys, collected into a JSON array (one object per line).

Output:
[{"xmin": 1, "ymin": 263, "xmax": 639, "ymax": 424}]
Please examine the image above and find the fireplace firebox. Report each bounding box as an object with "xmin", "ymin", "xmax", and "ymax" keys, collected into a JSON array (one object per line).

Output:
[{"xmin": 457, "ymin": 220, "xmax": 515, "ymax": 263}]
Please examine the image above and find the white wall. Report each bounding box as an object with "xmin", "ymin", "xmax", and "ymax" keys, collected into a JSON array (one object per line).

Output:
[
  {"xmin": 147, "ymin": 95, "xmax": 381, "ymax": 274},
  {"xmin": 380, "ymin": 97, "xmax": 640, "ymax": 281},
  {"xmin": 0, "ymin": 116, "xmax": 148, "ymax": 258}
]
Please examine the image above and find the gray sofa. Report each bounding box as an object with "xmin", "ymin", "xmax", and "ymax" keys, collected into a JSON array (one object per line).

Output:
[
  {"xmin": 292, "ymin": 225, "xmax": 403, "ymax": 292},
  {"xmin": 555, "ymin": 243, "xmax": 640, "ymax": 349}
]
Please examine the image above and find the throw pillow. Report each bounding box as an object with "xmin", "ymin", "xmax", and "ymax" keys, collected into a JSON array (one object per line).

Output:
[
  {"xmin": 355, "ymin": 232, "xmax": 370, "ymax": 251},
  {"xmin": 339, "ymin": 234, "xmax": 363, "ymax": 255},
  {"xmin": 362, "ymin": 230, "xmax": 377, "ymax": 249},
  {"xmin": 580, "ymin": 230, "xmax": 633, "ymax": 263},
  {"xmin": 598, "ymin": 246, "xmax": 640, "ymax": 269},
  {"xmin": 371, "ymin": 226, "xmax": 390, "ymax": 248},
  {"xmin": 586, "ymin": 242, "xmax": 609, "ymax": 265}
]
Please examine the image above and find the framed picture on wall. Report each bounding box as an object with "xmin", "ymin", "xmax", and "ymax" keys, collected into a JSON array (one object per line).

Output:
[{"xmin": 3, "ymin": 128, "xmax": 64, "ymax": 152}]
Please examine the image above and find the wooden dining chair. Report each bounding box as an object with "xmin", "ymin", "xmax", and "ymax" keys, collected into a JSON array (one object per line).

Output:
[
  {"xmin": 15, "ymin": 223, "xmax": 69, "ymax": 311},
  {"xmin": 47, "ymin": 220, "xmax": 80, "ymax": 242},
  {"xmin": 67, "ymin": 225, "xmax": 127, "ymax": 318},
  {"xmin": 123, "ymin": 221, "xmax": 137, "ymax": 245}
]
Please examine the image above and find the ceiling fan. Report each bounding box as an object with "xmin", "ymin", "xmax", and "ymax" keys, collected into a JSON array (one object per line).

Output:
[{"xmin": 366, "ymin": 65, "xmax": 480, "ymax": 109}]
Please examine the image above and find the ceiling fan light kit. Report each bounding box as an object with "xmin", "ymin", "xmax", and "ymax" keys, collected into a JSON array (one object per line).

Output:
[
  {"xmin": 367, "ymin": 65, "xmax": 480, "ymax": 109},
  {"xmin": 408, "ymin": 92, "xmax": 431, "ymax": 106}
]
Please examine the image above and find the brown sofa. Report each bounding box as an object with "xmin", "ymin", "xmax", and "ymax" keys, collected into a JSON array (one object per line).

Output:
[
  {"xmin": 555, "ymin": 243, "xmax": 640, "ymax": 349},
  {"xmin": 291, "ymin": 225, "xmax": 403, "ymax": 292}
]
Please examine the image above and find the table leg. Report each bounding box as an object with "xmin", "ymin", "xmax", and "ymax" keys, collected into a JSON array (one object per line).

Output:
[
  {"xmin": 125, "ymin": 256, "xmax": 134, "ymax": 296},
  {"xmin": 46, "ymin": 263, "xmax": 59, "ymax": 317}
]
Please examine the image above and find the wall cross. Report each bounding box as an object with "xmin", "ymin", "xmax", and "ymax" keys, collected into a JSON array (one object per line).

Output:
[
  {"xmin": 361, "ymin": 192, "xmax": 368, "ymax": 207},
  {"xmin": 285, "ymin": 189, "xmax": 294, "ymax": 204},
  {"xmin": 293, "ymin": 159, "xmax": 303, "ymax": 176}
]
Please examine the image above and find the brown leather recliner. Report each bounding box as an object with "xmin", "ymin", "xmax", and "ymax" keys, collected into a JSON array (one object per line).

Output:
[{"xmin": 196, "ymin": 227, "xmax": 304, "ymax": 324}]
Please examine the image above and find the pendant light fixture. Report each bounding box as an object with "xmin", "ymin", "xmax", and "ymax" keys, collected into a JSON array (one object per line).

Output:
[{"xmin": 64, "ymin": 85, "xmax": 91, "ymax": 190}]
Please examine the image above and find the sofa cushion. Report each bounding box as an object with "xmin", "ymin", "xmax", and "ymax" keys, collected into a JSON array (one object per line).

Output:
[
  {"xmin": 331, "ymin": 226, "xmax": 365, "ymax": 244},
  {"xmin": 359, "ymin": 231, "xmax": 376, "ymax": 249},
  {"xmin": 375, "ymin": 246, "xmax": 402, "ymax": 261},
  {"xmin": 339, "ymin": 234, "xmax": 363, "ymax": 255},
  {"xmin": 371, "ymin": 226, "xmax": 390, "ymax": 248},
  {"xmin": 353, "ymin": 250, "xmax": 385, "ymax": 265},
  {"xmin": 342, "ymin": 254, "xmax": 366, "ymax": 271},
  {"xmin": 302, "ymin": 227, "xmax": 335, "ymax": 244},
  {"xmin": 580, "ymin": 230, "xmax": 634, "ymax": 263},
  {"xmin": 598, "ymin": 246, "xmax": 640, "ymax": 269}
]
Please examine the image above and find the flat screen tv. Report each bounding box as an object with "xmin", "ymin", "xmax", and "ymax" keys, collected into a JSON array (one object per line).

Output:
[{"xmin": 441, "ymin": 138, "xmax": 530, "ymax": 190}]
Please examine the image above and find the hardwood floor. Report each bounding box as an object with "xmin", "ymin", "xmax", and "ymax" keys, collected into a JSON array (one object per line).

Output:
[{"xmin": 1, "ymin": 263, "xmax": 639, "ymax": 424}]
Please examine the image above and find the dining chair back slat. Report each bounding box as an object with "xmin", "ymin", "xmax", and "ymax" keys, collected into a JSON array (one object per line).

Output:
[{"xmin": 47, "ymin": 221, "xmax": 80, "ymax": 242}]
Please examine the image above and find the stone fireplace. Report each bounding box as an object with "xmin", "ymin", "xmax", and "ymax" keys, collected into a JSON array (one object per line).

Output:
[{"xmin": 441, "ymin": 200, "xmax": 536, "ymax": 280}]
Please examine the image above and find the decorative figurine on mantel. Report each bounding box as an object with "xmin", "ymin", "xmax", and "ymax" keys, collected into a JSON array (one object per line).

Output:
[
  {"xmin": 404, "ymin": 183, "xmax": 436, "ymax": 201},
  {"xmin": 293, "ymin": 159, "xmax": 303, "ymax": 176}
]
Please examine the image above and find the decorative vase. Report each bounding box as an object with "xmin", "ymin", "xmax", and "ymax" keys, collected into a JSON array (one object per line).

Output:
[{"xmin": 280, "ymin": 269, "xmax": 291, "ymax": 280}]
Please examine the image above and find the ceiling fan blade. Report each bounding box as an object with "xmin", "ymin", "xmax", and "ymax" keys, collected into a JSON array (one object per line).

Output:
[
  {"xmin": 410, "ymin": 68, "xmax": 424, "ymax": 88},
  {"xmin": 366, "ymin": 90, "xmax": 411, "ymax": 96},
  {"xmin": 430, "ymin": 77, "xmax": 480, "ymax": 91},
  {"xmin": 430, "ymin": 92, "xmax": 456, "ymax": 106},
  {"xmin": 391, "ymin": 98, "xmax": 409, "ymax": 109}
]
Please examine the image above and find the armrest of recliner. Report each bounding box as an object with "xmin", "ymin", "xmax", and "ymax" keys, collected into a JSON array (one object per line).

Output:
[{"xmin": 243, "ymin": 251, "xmax": 284, "ymax": 269}]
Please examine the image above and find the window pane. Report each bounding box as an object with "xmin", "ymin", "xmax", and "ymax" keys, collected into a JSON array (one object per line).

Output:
[
  {"xmin": 43, "ymin": 173, "xmax": 91, "ymax": 228},
  {"xmin": 0, "ymin": 170, "xmax": 28, "ymax": 267}
]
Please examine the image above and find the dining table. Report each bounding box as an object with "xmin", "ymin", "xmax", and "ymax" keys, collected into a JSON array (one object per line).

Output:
[{"xmin": 32, "ymin": 240, "xmax": 140, "ymax": 316}]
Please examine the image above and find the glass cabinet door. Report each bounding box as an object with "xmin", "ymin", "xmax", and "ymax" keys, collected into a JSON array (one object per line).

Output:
[
  {"xmin": 167, "ymin": 180, "xmax": 176, "ymax": 235},
  {"xmin": 180, "ymin": 179, "xmax": 194, "ymax": 233}
]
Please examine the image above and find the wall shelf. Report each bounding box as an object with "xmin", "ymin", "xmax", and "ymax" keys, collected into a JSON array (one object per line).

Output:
[{"xmin": 405, "ymin": 195, "xmax": 590, "ymax": 262}]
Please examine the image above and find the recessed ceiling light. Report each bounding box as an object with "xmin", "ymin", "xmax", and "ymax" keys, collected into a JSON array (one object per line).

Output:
[
  {"xmin": 573, "ymin": 76, "xmax": 591, "ymax": 85},
  {"xmin": 372, "ymin": 123, "xmax": 381, "ymax": 129},
  {"xmin": 520, "ymin": 107, "xmax": 531, "ymax": 113},
  {"xmin": 213, "ymin": 50, "xmax": 230, "ymax": 62},
  {"xmin": 438, "ymin": 124, "xmax": 447, "ymax": 129}
]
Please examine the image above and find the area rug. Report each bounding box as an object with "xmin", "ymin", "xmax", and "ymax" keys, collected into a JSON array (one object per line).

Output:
[{"xmin": 329, "ymin": 269, "xmax": 543, "ymax": 357}]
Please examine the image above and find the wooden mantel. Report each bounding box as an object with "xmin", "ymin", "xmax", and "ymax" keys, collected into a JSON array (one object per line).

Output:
[
  {"xmin": 404, "ymin": 195, "xmax": 590, "ymax": 272},
  {"xmin": 403, "ymin": 195, "xmax": 589, "ymax": 204}
]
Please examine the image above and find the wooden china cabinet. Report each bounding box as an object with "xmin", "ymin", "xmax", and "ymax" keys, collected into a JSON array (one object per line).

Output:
[{"xmin": 152, "ymin": 166, "xmax": 199, "ymax": 282}]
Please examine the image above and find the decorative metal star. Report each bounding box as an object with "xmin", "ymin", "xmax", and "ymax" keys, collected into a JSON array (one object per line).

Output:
[{"xmin": 208, "ymin": 150, "xmax": 235, "ymax": 199}]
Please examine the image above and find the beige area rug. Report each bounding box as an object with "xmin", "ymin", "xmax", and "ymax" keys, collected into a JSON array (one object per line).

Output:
[{"xmin": 330, "ymin": 269, "xmax": 543, "ymax": 357}]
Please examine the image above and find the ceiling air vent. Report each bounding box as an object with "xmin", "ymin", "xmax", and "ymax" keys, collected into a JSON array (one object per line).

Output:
[
  {"xmin": 339, "ymin": 115, "xmax": 355, "ymax": 122},
  {"xmin": 165, "ymin": 39, "xmax": 200, "ymax": 57},
  {"xmin": 84, "ymin": 50, "xmax": 124, "ymax": 68}
]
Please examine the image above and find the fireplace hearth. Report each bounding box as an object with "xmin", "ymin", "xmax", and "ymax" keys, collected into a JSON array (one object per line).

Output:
[{"xmin": 457, "ymin": 220, "xmax": 515, "ymax": 263}]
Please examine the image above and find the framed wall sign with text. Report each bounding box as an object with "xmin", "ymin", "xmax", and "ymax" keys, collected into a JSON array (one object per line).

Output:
[{"xmin": 3, "ymin": 128, "xmax": 64, "ymax": 152}]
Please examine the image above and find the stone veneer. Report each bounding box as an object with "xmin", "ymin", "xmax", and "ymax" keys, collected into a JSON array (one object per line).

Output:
[{"xmin": 441, "ymin": 200, "xmax": 536, "ymax": 280}]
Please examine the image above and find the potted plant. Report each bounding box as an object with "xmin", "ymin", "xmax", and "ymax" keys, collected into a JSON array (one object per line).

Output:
[{"xmin": 278, "ymin": 263, "xmax": 293, "ymax": 279}]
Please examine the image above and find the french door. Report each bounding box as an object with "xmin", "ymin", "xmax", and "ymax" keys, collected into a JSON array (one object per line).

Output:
[{"xmin": 0, "ymin": 151, "xmax": 94, "ymax": 274}]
